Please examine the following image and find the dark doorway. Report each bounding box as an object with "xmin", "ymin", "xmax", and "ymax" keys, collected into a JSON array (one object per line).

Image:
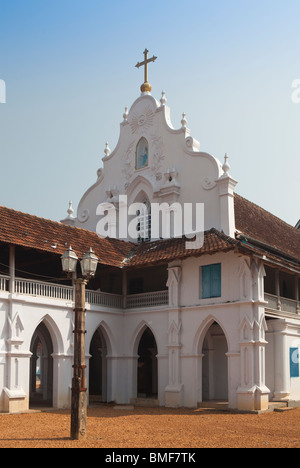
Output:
[
  {"xmin": 89, "ymin": 327, "xmax": 108, "ymax": 403},
  {"xmin": 201, "ymin": 322, "xmax": 228, "ymax": 402},
  {"xmin": 29, "ymin": 322, "xmax": 53, "ymax": 408},
  {"xmin": 137, "ymin": 328, "xmax": 158, "ymax": 398}
]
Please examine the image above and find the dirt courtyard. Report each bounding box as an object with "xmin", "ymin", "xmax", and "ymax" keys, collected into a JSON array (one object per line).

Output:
[{"xmin": 0, "ymin": 405, "xmax": 299, "ymax": 449}]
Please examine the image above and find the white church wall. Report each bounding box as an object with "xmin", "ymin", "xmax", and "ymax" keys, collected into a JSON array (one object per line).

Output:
[
  {"xmin": 180, "ymin": 251, "xmax": 241, "ymax": 308},
  {"xmin": 266, "ymin": 318, "xmax": 300, "ymax": 402},
  {"xmin": 169, "ymin": 252, "xmax": 271, "ymax": 410},
  {"xmin": 74, "ymin": 93, "xmax": 228, "ymax": 239},
  {"xmin": 0, "ymin": 253, "xmax": 298, "ymax": 412}
]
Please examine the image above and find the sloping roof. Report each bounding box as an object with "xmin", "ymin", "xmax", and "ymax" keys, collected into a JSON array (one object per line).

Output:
[
  {"xmin": 125, "ymin": 229, "xmax": 237, "ymax": 267},
  {"xmin": 234, "ymin": 194, "xmax": 300, "ymax": 264},
  {"xmin": 0, "ymin": 205, "xmax": 133, "ymax": 268},
  {"xmin": 0, "ymin": 195, "xmax": 299, "ymax": 271}
]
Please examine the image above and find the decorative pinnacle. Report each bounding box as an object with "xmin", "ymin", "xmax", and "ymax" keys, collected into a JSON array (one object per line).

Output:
[
  {"xmin": 104, "ymin": 141, "xmax": 111, "ymax": 157},
  {"xmin": 222, "ymin": 153, "xmax": 231, "ymax": 175},
  {"xmin": 67, "ymin": 201, "xmax": 74, "ymax": 219}
]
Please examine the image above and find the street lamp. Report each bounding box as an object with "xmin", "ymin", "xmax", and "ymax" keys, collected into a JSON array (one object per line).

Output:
[{"xmin": 61, "ymin": 246, "xmax": 98, "ymax": 440}]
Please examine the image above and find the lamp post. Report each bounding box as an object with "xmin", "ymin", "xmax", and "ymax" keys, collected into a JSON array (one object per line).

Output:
[{"xmin": 61, "ymin": 246, "xmax": 98, "ymax": 440}]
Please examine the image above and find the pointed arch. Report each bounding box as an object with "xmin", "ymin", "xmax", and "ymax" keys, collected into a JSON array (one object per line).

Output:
[
  {"xmin": 131, "ymin": 323, "xmax": 158, "ymax": 398},
  {"xmin": 29, "ymin": 321, "xmax": 54, "ymax": 407},
  {"xmin": 33, "ymin": 314, "xmax": 64, "ymax": 356},
  {"xmin": 193, "ymin": 315, "xmax": 229, "ymax": 355},
  {"xmin": 193, "ymin": 316, "xmax": 229, "ymax": 404},
  {"xmin": 131, "ymin": 320, "xmax": 158, "ymax": 356},
  {"xmin": 89, "ymin": 320, "xmax": 114, "ymax": 356},
  {"xmin": 126, "ymin": 175, "xmax": 154, "ymax": 206}
]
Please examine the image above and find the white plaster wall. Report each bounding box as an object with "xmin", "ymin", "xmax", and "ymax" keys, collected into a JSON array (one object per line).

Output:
[
  {"xmin": 180, "ymin": 251, "xmax": 241, "ymax": 308},
  {"xmin": 266, "ymin": 319, "xmax": 300, "ymax": 401},
  {"xmin": 74, "ymin": 93, "xmax": 224, "ymax": 236},
  {"xmin": 1, "ymin": 255, "xmax": 299, "ymax": 413}
]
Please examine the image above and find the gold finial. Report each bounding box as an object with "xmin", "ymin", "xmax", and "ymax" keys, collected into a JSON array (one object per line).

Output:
[{"xmin": 135, "ymin": 48, "xmax": 157, "ymax": 93}]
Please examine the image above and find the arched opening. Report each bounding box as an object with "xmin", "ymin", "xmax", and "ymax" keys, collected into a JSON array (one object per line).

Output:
[
  {"xmin": 136, "ymin": 137, "xmax": 149, "ymax": 170},
  {"xmin": 29, "ymin": 322, "xmax": 53, "ymax": 408},
  {"xmin": 200, "ymin": 322, "xmax": 228, "ymax": 403},
  {"xmin": 137, "ymin": 328, "xmax": 158, "ymax": 398},
  {"xmin": 89, "ymin": 327, "xmax": 108, "ymax": 403}
]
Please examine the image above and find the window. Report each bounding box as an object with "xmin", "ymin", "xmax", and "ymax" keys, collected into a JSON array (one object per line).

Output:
[
  {"xmin": 201, "ymin": 263, "xmax": 221, "ymax": 299},
  {"xmin": 290, "ymin": 348, "xmax": 299, "ymax": 378},
  {"xmin": 137, "ymin": 199, "xmax": 151, "ymax": 242},
  {"xmin": 136, "ymin": 137, "xmax": 149, "ymax": 170}
]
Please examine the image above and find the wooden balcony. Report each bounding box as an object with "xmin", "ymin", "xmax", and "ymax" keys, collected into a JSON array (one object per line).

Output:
[{"xmin": 265, "ymin": 293, "xmax": 300, "ymax": 316}]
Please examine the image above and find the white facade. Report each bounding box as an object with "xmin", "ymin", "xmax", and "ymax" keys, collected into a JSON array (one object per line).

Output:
[
  {"xmin": 0, "ymin": 88, "xmax": 300, "ymax": 414},
  {"xmin": 71, "ymin": 91, "xmax": 237, "ymax": 239}
]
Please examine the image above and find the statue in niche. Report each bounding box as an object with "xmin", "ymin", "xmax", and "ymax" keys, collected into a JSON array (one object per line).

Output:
[{"xmin": 136, "ymin": 137, "xmax": 149, "ymax": 170}]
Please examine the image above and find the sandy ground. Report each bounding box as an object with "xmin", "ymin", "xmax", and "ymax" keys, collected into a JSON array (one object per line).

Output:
[{"xmin": 0, "ymin": 405, "xmax": 299, "ymax": 449}]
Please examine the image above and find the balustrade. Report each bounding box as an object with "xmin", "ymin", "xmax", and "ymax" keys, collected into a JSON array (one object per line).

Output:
[
  {"xmin": 126, "ymin": 290, "xmax": 169, "ymax": 308},
  {"xmin": 0, "ymin": 275, "xmax": 168, "ymax": 309},
  {"xmin": 265, "ymin": 292, "xmax": 299, "ymax": 315}
]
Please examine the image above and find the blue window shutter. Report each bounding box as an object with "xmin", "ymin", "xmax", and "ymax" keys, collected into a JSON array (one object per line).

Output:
[
  {"xmin": 202, "ymin": 265, "xmax": 211, "ymax": 299},
  {"xmin": 202, "ymin": 264, "xmax": 221, "ymax": 299},
  {"xmin": 210, "ymin": 263, "xmax": 221, "ymax": 298},
  {"xmin": 290, "ymin": 348, "xmax": 299, "ymax": 378}
]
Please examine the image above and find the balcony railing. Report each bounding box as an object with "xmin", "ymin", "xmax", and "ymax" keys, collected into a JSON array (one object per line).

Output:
[
  {"xmin": 15, "ymin": 278, "xmax": 74, "ymax": 301},
  {"xmin": 0, "ymin": 275, "xmax": 9, "ymax": 292},
  {"xmin": 126, "ymin": 290, "xmax": 169, "ymax": 308},
  {"xmin": 85, "ymin": 290, "xmax": 123, "ymax": 309},
  {"xmin": 0, "ymin": 275, "xmax": 168, "ymax": 309},
  {"xmin": 265, "ymin": 293, "xmax": 299, "ymax": 315}
]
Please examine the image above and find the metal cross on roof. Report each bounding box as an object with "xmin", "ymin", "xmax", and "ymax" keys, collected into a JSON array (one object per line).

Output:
[{"xmin": 135, "ymin": 48, "xmax": 157, "ymax": 93}]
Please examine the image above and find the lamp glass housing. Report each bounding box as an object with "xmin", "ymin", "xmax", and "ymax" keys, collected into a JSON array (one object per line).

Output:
[
  {"xmin": 80, "ymin": 248, "xmax": 98, "ymax": 278},
  {"xmin": 61, "ymin": 246, "xmax": 78, "ymax": 274}
]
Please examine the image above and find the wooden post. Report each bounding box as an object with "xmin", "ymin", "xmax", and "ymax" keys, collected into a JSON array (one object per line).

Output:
[
  {"xmin": 275, "ymin": 270, "xmax": 281, "ymax": 311},
  {"xmin": 122, "ymin": 269, "xmax": 127, "ymax": 309},
  {"xmin": 9, "ymin": 245, "xmax": 15, "ymax": 294},
  {"xmin": 71, "ymin": 278, "xmax": 87, "ymax": 440}
]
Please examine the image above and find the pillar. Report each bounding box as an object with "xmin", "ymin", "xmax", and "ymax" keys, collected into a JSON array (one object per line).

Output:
[
  {"xmin": 237, "ymin": 260, "xmax": 270, "ymax": 411},
  {"xmin": 273, "ymin": 320, "xmax": 290, "ymax": 401},
  {"xmin": 165, "ymin": 264, "xmax": 184, "ymax": 407}
]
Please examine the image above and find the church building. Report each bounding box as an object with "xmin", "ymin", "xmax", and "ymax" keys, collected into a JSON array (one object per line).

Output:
[{"xmin": 0, "ymin": 50, "xmax": 299, "ymax": 414}]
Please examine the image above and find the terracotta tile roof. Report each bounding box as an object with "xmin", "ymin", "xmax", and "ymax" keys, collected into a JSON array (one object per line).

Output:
[
  {"xmin": 125, "ymin": 229, "xmax": 238, "ymax": 267},
  {"xmin": 0, "ymin": 195, "xmax": 299, "ymax": 272},
  {"xmin": 0, "ymin": 205, "xmax": 133, "ymax": 268},
  {"xmin": 234, "ymin": 194, "xmax": 300, "ymax": 264}
]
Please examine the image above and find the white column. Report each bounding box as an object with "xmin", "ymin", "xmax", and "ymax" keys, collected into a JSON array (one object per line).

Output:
[
  {"xmin": 237, "ymin": 260, "xmax": 270, "ymax": 411},
  {"xmin": 165, "ymin": 264, "xmax": 183, "ymax": 407},
  {"xmin": 273, "ymin": 321, "xmax": 290, "ymax": 401}
]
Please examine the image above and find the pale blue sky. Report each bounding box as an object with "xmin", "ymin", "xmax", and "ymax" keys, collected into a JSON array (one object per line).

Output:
[{"xmin": 0, "ymin": 0, "xmax": 299, "ymax": 226}]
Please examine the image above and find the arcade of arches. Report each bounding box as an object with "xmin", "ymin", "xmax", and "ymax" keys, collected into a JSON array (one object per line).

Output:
[{"xmin": 29, "ymin": 322, "xmax": 229, "ymax": 408}]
